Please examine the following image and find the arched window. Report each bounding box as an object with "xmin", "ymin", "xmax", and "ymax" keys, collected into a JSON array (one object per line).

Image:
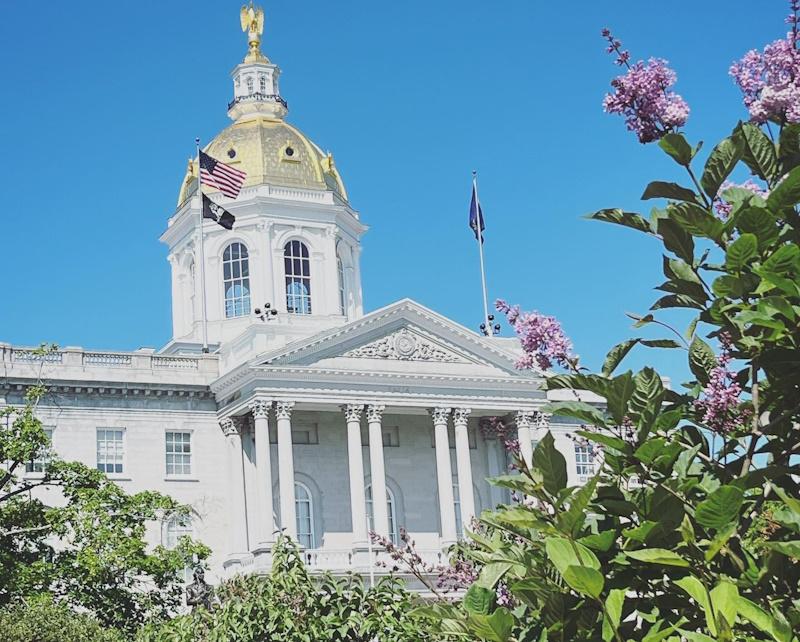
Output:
[
  {"xmin": 337, "ymin": 255, "xmax": 346, "ymax": 315},
  {"xmin": 366, "ymin": 484, "xmax": 398, "ymax": 545},
  {"xmin": 163, "ymin": 514, "xmax": 193, "ymax": 582},
  {"xmin": 295, "ymin": 482, "xmax": 315, "ymax": 548},
  {"xmin": 284, "ymin": 241, "xmax": 311, "ymax": 314},
  {"xmin": 246, "ymin": 76, "xmax": 254, "ymax": 94},
  {"xmin": 223, "ymin": 242, "xmax": 251, "ymax": 318},
  {"xmin": 259, "ymin": 74, "xmax": 266, "ymax": 94}
]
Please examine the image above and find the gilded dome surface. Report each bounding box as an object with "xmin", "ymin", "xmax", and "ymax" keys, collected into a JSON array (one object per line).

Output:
[{"xmin": 178, "ymin": 116, "xmax": 346, "ymax": 205}]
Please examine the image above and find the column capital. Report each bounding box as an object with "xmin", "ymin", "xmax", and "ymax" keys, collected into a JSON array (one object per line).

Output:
[
  {"xmin": 429, "ymin": 407, "xmax": 451, "ymax": 424},
  {"xmin": 366, "ymin": 404, "xmax": 385, "ymax": 423},
  {"xmin": 249, "ymin": 398, "xmax": 272, "ymax": 419},
  {"xmin": 342, "ymin": 403, "xmax": 364, "ymax": 422},
  {"xmin": 274, "ymin": 401, "xmax": 295, "ymax": 420},
  {"xmin": 515, "ymin": 409, "xmax": 535, "ymax": 428},
  {"xmin": 453, "ymin": 407, "xmax": 472, "ymax": 427},
  {"xmin": 231, "ymin": 415, "xmax": 251, "ymax": 435},
  {"xmin": 534, "ymin": 410, "xmax": 551, "ymax": 428},
  {"xmin": 219, "ymin": 416, "xmax": 238, "ymax": 437}
]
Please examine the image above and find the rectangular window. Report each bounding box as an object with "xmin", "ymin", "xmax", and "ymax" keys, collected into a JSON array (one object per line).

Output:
[
  {"xmin": 269, "ymin": 423, "xmax": 319, "ymax": 445},
  {"xmin": 96, "ymin": 428, "xmax": 124, "ymax": 474},
  {"xmin": 166, "ymin": 431, "xmax": 192, "ymax": 476},
  {"xmin": 431, "ymin": 426, "xmax": 477, "ymax": 449},
  {"xmin": 575, "ymin": 444, "xmax": 595, "ymax": 481},
  {"xmin": 26, "ymin": 428, "xmax": 53, "ymax": 474},
  {"xmin": 360, "ymin": 425, "xmax": 400, "ymax": 447}
]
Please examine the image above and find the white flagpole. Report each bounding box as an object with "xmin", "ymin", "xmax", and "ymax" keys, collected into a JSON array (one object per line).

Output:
[
  {"xmin": 196, "ymin": 138, "xmax": 210, "ymax": 353},
  {"xmin": 473, "ymin": 171, "xmax": 491, "ymax": 335}
]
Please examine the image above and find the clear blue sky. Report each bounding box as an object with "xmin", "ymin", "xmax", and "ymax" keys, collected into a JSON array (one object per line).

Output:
[{"xmin": 0, "ymin": 1, "xmax": 788, "ymax": 385}]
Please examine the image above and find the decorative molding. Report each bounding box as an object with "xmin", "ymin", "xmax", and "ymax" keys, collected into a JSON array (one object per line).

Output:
[
  {"xmin": 365, "ymin": 404, "xmax": 385, "ymax": 423},
  {"xmin": 274, "ymin": 401, "xmax": 295, "ymax": 420},
  {"xmin": 249, "ymin": 398, "xmax": 272, "ymax": 419},
  {"xmin": 342, "ymin": 329, "xmax": 463, "ymax": 363},
  {"xmin": 516, "ymin": 409, "xmax": 535, "ymax": 428},
  {"xmin": 534, "ymin": 411, "xmax": 551, "ymax": 428},
  {"xmin": 219, "ymin": 417, "xmax": 238, "ymax": 437},
  {"xmin": 342, "ymin": 403, "xmax": 363, "ymax": 423},
  {"xmin": 453, "ymin": 407, "xmax": 472, "ymax": 427},
  {"xmin": 429, "ymin": 407, "xmax": 451, "ymax": 425},
  {"xmin": 231, "ymin": 416, "xmax": 251, "ymax": 435}
]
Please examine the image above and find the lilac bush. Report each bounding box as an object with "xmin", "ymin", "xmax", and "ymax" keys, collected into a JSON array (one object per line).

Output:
[{"xmin": 495, "ymin": 299, "xmax": 574, "ymax": 370}]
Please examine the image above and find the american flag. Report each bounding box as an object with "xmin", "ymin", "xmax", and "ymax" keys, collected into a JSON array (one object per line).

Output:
[{"xmin": 199, "ymin": 150, "xmax": 247, "ymax": 199}]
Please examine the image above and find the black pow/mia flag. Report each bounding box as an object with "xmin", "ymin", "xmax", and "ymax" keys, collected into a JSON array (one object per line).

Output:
[{"xmin": 202, "ymin": 194, "xmax": 235, "ymax": 230}]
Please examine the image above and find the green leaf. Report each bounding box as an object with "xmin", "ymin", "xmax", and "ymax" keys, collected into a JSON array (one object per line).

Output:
[
  {"xmin": 689, "ymin": 336, "xmax": 717, "ymax": 385},
  {"xmin": 625, "ymin": 548, "xmax": 690, "ymax": 567},
  {"xmin": 532, "ymin": 431, "xmax": 568, "ymax": 495},
  {"xmin": 629, "ymin": 367, "xmax": 664, "ymax": 419},
  {"xmin": 562, "ymin": 565, "xmax": 604, "ymax": 598},
  {"xmin": 602, "ymin": 589, "xmax": 625, "ymax": 642},
  {"xmin": 642, "ymin": 181, "xmax": 698, "ymax": 202},
  {"xmin": 559, "ymin": 473, "xmax": 599, "ymax": 535},
  {"xmin": 605, "ymin": 371, "xmax": 635, "ymax": 425},
  {"xmin": 650, "ymin": 293, "xmax": 705, "ymax": 310},
  {"xmin": 735, "ymin": 122, "xmax": 778, "ymax": 182},
  {"xmin": 710, "ymin": 580, "xmax": 739, "ymax": 632},
  {"xmin": 767, "ymin": 164, "xmax": 800, "ymax": 210},
  {"xmin": 659, "ymin": 133, "xmax": 694, "ymax": 166},
  {"xmin": 576, "ymin": 430, "xmax": 627, "ymax": 453},
  {"xmin": 669, "ymin": 202, "xmax": 725, "ymax": 242},
  {"xmin": 770, "ymin": 483, "xmax": 800, "ymax": 515},
  {"xmin": 764, "ymin": 541, "xmax": 800, "ymax": 558},
  {"xmin": 675, "ymin": 575, "xmax": 717, "ymax": 635},
  {"xmin": 602, "ymin": 339, "xmax": 639, "ymax": 376},
  {"xmin": 736, "ymin": 596, "xmax": 793, "ymax": 642},
  {"xmin": 678, "ymin": 632, "xmax": 716, "ymax": 642},
  {"xmin": 657, "ymin": 216, "xmax": 695, "ymax": 263},
  {"xmin": 468, "ymin": 608, "xmax": 514, "ymax": 642},
  {"xmin": 664, "ymin": 255, "xmax": 704, "ymax": 286},
  {"xmin": 762, "ymin": 243, "xmax": 800, "ymax": 273},
  {"xmin": 695, "ymin": 485, "xmax": 744, "ymax": 531},
  {"xmin": 545, "ymin": 537, "xmax": 601, "ymax": 574},
  {"xmin": 734, "ymin": 207, "xmax": 778, "ymax": 249},
  {"xmin": 701, "ymin": 137, "xmax": 742, "ymax": 198},
  {"xmin": 725, "ymin": 233, "xmax": 758, "ymax": 271},
  {"xmin": 463, "ymin": 584, "xmax": 495, "ymax": 615},
  {"xmin": 543, "ymin": 401, "xmax": 607, "ymax": 428},
  {"xmin": 579, "ymin": 529, "xmax": 617, "ymax": 552},
  {"xmin": 634, "ymin": 439, "xmax": 667, "ymax": 465},
  {"xmin": 640, "ymin": 338, "xmax": 683, "ymax": 348},
  {"xmin": 477, "ymin": 562, "xmax": 513, "ymax": 590},
  {"xmin": 585, "ymin": 208, "xmax": 653, "ymax": 234}
]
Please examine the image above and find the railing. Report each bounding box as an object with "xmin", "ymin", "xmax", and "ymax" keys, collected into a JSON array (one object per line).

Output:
[
  {"xmin": 11, "ymin": 350, "xmax": 63, "ymax": 364},
  {"xmin": 152, "ymin": 356, "xmax": 199, "ymax": 370},
  {"xmin": 228, "ymin": 93, "xmax": 288, "ymax": 110},
  {"xmin": 84, "ymin": 352, "xmax": 132, "ymax": 367},
  {"xmin": 303, "ymin": 549, "xmax": 354, "ymax": 570}
]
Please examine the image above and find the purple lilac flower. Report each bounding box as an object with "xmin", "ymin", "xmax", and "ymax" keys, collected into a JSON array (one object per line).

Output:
[
  {"xmin": 730, "ymin": 3, "xmax": 800, "ymax": 124},
  {"xmin": 496, "ymin": 299, "xmax": 574, "ymax": 371},
  {"xmin": 601, "ymin": 30, "xmax": 689, "ymax": 143},
  {"xmin": 693, "ymin": 333, "xmax": 751, "ymax": 434},
  {"xmin": 714, "ymin": 180, "xmax": 770, "ymax": 219}
]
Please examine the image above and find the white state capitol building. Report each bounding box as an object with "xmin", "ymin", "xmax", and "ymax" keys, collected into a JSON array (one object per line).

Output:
[{"xmin": 0, "ymin": 11, "xmax": 596, "ymax": 584}]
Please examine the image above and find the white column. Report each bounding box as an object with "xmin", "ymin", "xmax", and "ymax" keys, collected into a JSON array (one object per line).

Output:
[
  {"xmin": 516, "ymin": 410, "xmax": 535, "ymax": 468},
  {"xmin": 343, "ymin": 404, "xmax": 367, "ymax": 545},
  {"xmin": 275, "ymin": 401, "xmax": 297, "ymax": 541},
  {"xmin": 220, "ymin": 417, "xmax": 249, "ymax": 565},
  {"xmin": 366, "ymin": 404, "xmax": 389, "ymax": 538},
  {"xmin": 431, "ymin": 407, "xmax": 457, "ymax": 545},
  {"xmin": 249, "ymin": 399, "xmax": 275, "ymax": 551},
  {"xmin": 453, "ymin": 408, "xmax": 475, "ymax": 531}
]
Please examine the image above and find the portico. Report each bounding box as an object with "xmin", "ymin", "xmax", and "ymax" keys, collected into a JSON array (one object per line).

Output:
[{"xmin": 213, "ymin": 299, "xmax": 548, "ymax": 573}]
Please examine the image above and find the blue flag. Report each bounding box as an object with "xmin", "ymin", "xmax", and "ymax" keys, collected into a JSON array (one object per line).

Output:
[{"xmin": 469, "ymin": 182, "xmax": 485, "ymax": 243}]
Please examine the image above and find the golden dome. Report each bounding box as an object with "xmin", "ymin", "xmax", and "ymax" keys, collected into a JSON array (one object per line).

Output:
[{"xmin": 178, "ymin": 115, "xmax": 347, "ymax": 206}]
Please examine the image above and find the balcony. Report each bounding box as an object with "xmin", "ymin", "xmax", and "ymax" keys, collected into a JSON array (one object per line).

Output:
[{"xmin": 228, "ymin": 93, "xmax": 288, "ymax": 111}]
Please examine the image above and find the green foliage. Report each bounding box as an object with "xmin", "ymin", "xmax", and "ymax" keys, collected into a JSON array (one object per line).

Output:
[
  {"xmin": 137, "ymin": 535, "xmax": 431, "ymax": 642},
  {"xmin": 0, "ymin": 595, "xmax": 124, "ymax": 642},
  {"xmin": 419, "ymin": 106, "xmax": 800, "ymax": 642},
  {"xmin": 0, "ymin": 370, "xmax": 209, "ymax": 635}
]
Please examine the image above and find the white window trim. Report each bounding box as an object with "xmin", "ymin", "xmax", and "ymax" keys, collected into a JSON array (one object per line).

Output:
[
  {"xmin": 366, "ymin": 483, "xmax": 399, "ymax": 545},
  {"xmin": 96, "ymin": 427, "xmax": 128, "ymax": 479},
  {"xmin": 164, "ymin": 428, "xmax": 196, "ymax": 480},
  {"xmin": 294, "ymin": 481, "xmax": 315, "ymax": 549},
  {"xmin": 24, "ymin": 426, "xmax": 54, "ymax": 479}
]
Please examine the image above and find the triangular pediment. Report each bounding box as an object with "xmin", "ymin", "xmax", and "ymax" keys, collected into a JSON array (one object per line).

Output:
[{"xmin": 251, "ymin": 299, "xmax": 538, "ymax": 379}]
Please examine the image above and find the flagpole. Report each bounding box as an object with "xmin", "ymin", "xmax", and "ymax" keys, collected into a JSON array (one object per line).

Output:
[
  {"xmin": 196, "ymin": 138, "xmax": 210, "ymax": 353},
  {"xmin": 473, "ymin": 171, "xmax": 491, "ymax": 335}
]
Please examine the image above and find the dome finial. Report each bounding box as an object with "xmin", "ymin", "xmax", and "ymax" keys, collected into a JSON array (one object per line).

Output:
[{"xmin": 240, "ymin": 2, "xmax": 268, "ymax": 63}]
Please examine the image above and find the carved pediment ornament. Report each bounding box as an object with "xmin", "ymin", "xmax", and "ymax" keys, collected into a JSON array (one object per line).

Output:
[{"xmin": 343, "ymin": 329, "xmax": 461, "ymax": 363}]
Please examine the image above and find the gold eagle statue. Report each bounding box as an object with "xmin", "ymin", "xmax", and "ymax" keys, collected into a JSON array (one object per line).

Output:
[{"xmin": 240, "ymin": 3, "xmax": 266, "ymax": 62}]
